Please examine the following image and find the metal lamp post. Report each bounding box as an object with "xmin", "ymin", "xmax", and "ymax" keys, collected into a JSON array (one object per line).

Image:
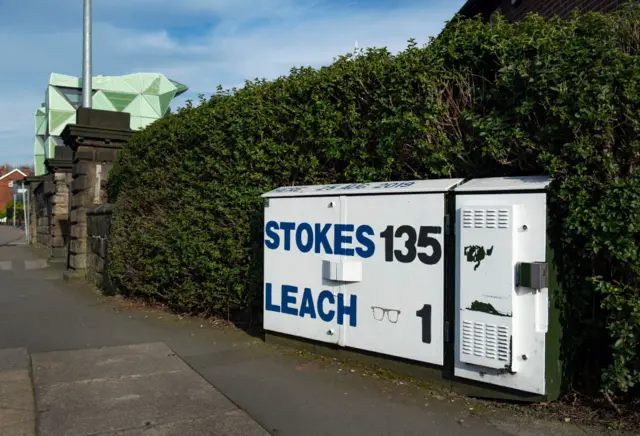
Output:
[
  {"xmin": 82, "ymin": 0, "xmax": 92, "ymax": 108},
  {"xmin": 12, "ymin": 190, "xmax": 16, "ymax": 227},
  {"xmin": 22, "ymin": 182, "xmax": 29, "ymax": 242}
]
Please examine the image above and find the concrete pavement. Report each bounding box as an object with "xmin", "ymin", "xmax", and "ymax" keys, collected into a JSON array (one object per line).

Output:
[
  {"xmin": 32, "ymin": 343, "xmax": 266, "ymax": 436},
  {"xmin": 0, "ymin": 348, "xmax": 36, "ymax": 436},
  {"xmin": 0, "ymin": 226, "xmax": 609, "ymax": 436}
]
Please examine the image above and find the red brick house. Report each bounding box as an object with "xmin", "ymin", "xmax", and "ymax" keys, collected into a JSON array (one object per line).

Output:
[
  {"xmin": 0, "ymin": 165, "xmax": 30, "ymax": 213},
  {"xmin": 459, "ymin": 0, "xmax": 626, "ymax": 22}
]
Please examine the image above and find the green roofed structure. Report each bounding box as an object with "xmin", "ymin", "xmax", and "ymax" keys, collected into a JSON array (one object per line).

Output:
[{"xmin": 34, "ymin": 72, "xmax": 188, "ymax": 175}]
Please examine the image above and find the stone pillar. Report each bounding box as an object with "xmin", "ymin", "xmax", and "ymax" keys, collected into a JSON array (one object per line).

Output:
[
  {"xmin": 61, "ymin": 108, "xmax": 132, "ymax": 282},
  {"xmin": 23, "ymin": 176, "xmax": 46, "ymax": 245},
  {"xmin": 35, "ymin": 179, "xmax": 53, "ymax": 247},
  {"xmin": 44, "ymin": 147, "xmax": 73, "ymax": 262}
]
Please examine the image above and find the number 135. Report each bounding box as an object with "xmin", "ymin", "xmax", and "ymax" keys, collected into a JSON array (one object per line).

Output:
[{"xmin": 380, "ymin": 225, "xmax": 442, "ymax": 265}]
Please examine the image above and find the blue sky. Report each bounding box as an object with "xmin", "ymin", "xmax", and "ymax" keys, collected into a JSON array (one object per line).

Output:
[{"xmin": 0, "ymin": 0, "xmax": 466, "ymax": 165}]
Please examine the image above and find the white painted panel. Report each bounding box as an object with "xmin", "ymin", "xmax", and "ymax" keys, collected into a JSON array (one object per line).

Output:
[
  {"xmin": 458, "ymin": 205, "xmax": 516, "ymax": 370},
  {"xmin": 454, "ymin": 176, "xmax": 551, "ymax": 192},
  {"xmin": 263, "ymin": 196, "xmax": 341, "ymax": 344},
  {"xmin": 455, "ymin": 193, "xmax": 548, "ymax": 395},
  {"xmin": 344, "ymin": 194, "xmax": 446, "ymax": 365},
  {"xmin": 263, "ymin": 192, "xmax": 447, "ymax": 366}
]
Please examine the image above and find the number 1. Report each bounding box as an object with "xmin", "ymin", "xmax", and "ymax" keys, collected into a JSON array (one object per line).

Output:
[
  {"xmin": 416, "ymin": 304, "xmax": 432, "ymax": 344},
  {"xmin": 380, "ymin": 226, "xmax": 394, "ymax": 262}
]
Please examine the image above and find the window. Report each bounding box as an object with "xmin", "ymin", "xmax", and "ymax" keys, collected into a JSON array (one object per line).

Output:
[{"xmin": 58, "ymin": 87, "xmax": 84, "ymax": 109}]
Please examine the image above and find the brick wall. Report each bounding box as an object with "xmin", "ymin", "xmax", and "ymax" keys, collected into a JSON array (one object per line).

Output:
[
  {"xmin": 0, "ymin": 178, "xmax": 13, "ymax": 213},
  {"xmin": 0, "ymin": 170, "xmax": 29, "ymax": 212},
  {"xmin": 461, "ymin": 0, "xmax": 628, "ymax": 21},
  {"xmin": 510, "ymin": 0, "xmax": 624, "ymax": 21},
  {"xmin": 86, "ymin": 204, "xmax": 115, "ymax": 293}
]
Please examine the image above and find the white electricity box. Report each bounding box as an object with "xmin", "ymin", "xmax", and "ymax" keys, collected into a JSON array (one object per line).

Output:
[
  {"xmin": 263, "ymin": 176, "xmax": 555, "ymax": 398},
  {"xmin": 263, "ymin": 179, "xmax": 463, "ymax": 366},
  {"xmin": 453, "ymin": 176, "xmax": 551, "ymax": 395}
]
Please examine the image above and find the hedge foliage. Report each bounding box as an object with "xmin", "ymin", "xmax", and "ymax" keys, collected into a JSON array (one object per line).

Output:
[{"xmin": 108, "ymin": 5, "xmax": 640, "ymax": 397}]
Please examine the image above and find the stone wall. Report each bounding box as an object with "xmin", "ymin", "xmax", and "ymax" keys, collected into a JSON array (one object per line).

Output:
[
  {"xmin": 25, "ymin": 176, "xmax": 46, "ymax": 245},
  {"xmin": 86, "ymin": 203, "xmax": 115, "ymax": 293},
  {"xmin": 34, "ymin": 179, "xmax": 51, "ymax": 248},
  {"xmin": 50, "ymin": 172, "xmax": 72, "ymax": 259},
  {"xmin": 67, "ymin": 154, "xmax": 118, "ymax": 276},
  {"xmin": 45, "ymin": 146, "xmax": 74, "ymax": 261},
  {"xmin": 28, "ymin": 183, "xmax": 38, "ymax": 245},
  {"xmin": 62, "ymin": 108, "xmax": 132, "ymax": 281}
]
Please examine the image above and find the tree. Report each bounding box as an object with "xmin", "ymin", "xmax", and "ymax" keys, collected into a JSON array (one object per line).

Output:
[{"xmin": 5, "ymin": 201, "xmax": 25, "ymax": 222}]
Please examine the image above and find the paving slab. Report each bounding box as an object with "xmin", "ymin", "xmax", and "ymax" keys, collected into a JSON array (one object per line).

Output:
[
  {"xmin": 32, "ymin": 343, "xmax": 268, "ymax": 436},
  {"xmin": 0, "ymin": 348, "xmax": 36, "ymax": 436},
  {"xmin": 108, "ymin": 413, "xmax": 268, "ymax": 436},
  {"xmin": 32, "ymin": 342, "xmax": 186, "ymax": 385}
]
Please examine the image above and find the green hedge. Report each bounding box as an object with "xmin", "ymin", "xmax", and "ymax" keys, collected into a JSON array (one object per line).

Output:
[{"xmin": 108, "ymin": 5, "xmax": 640, "ymax": 397}]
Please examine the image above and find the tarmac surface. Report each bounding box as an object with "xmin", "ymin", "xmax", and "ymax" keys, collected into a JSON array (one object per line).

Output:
[{"xmin": 0, "ymin": 226, "xmax": 610, "ymax": 435}]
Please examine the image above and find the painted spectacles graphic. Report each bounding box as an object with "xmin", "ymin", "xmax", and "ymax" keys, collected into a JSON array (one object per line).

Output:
[{"xmin": 371, "ymin": 306, "xmax": 401, "ymax": 323}]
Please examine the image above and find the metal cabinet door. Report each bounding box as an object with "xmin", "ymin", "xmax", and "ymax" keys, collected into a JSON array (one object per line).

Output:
[
  {"xmin": 263, "ymin": 196, "xmax": 341, "ymax": 344},
  {"xmin": 343, "ymin": 194, "xmax": 446, "ymax": 365},
  {"xmin": 454, "ymin": 193, "xmax": 549, "ymax": 395}
]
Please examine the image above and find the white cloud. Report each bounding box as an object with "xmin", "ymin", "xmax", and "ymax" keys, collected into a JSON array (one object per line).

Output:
[
  {"xmin": 0, "ymin": 0, "xmax": 466, "ymax": 165},
  {"xmin": 126, "ymin": 5, "xmax": 458, "ymax": 92}
]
